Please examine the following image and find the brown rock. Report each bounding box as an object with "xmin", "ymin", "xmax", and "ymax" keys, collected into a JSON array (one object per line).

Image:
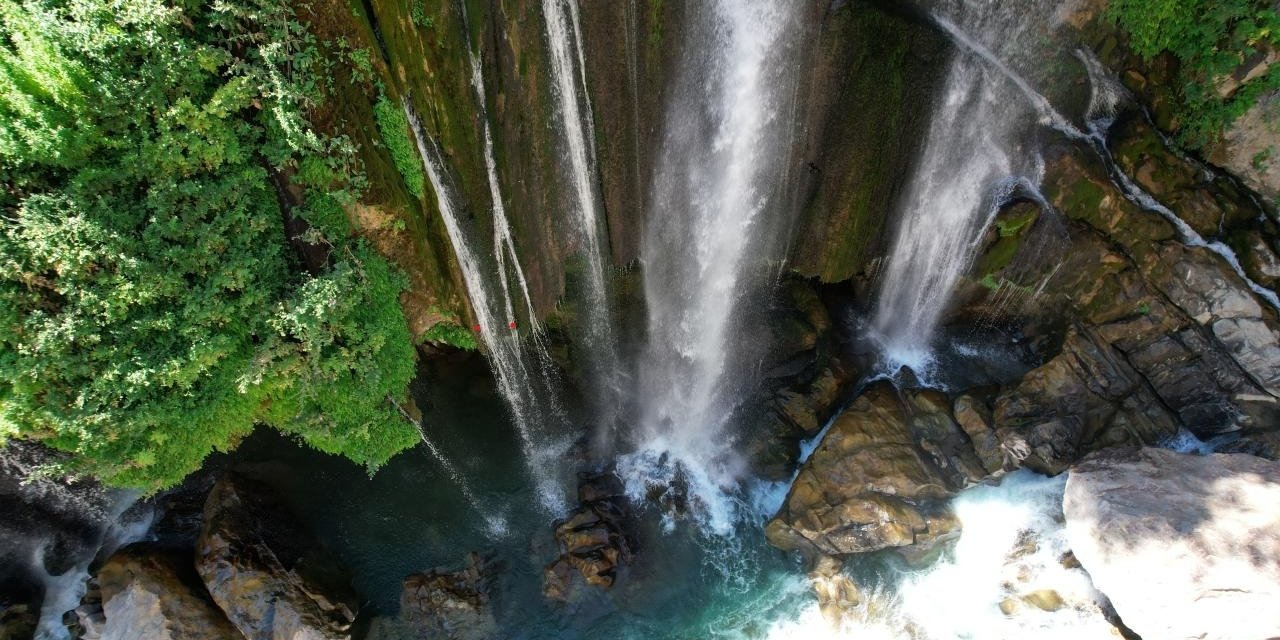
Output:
[
  {"xmin": 953, "ymin": 394, "xmax": 1006, "ymax": 475},
  {"xmin": 195, "ymin": 474, "xmax": 358, "ymax": 640},
  {"xmin": 398, "ymin": 553, "xmax": 496, "ymax": 640},
  {"xmin": 807, "ymin": 555, "xmax": 861, "ymax": 625},
  {"xmin": 543, "ymin": 473, "xmax": 632, "ymax": 601},
  {"xmin": 766, "ymin": 382, "xmax": 988, "ymax": 557},
  {"xmin": 1021, "ymin": 589, "xmax": 1065, "ymax": 612},
  {"xmin": 97, "ymin": 543, "xmax": 239, "ymax": 640}
]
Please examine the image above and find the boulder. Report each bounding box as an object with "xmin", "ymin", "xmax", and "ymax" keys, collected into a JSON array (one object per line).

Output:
[
  {"xmin": 952, "ymin": 394, "xmax": 1008, "ymax": 476},
  {"xmin": 96, "ymin": 543, "xmax": 239, "ymax": 640},
  {"xmin": 195, "ymin": 474, "xmax": 358, "ymax": 640},
  {"xmin": 396, "ymin": 553, "xmax": 496, "ymax": 640},
  {"xmin": 765, "ymin": 382, "xmax": 989, "ymax": 557},
  {"xmin": 806, "ymin": 555, "xmax": 861, "ymax": 625},
  {"xmin": 542, "ymin": 473, "xmax": 633, "ymax": 601},
  {"xmin": 1064, "ymin": 447, "xmax": 1280, "ymax": 639},
  {"xmin": 993, "ymin": 326, "xmax": 1181, "ymax": 474}
]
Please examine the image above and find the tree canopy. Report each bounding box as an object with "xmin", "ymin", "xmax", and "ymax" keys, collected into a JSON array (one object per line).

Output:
[{"xmin": 0, "ymin": 0, "xmax": 420, "ymax": 490}]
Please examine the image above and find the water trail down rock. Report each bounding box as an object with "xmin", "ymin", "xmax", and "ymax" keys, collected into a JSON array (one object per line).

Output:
[
  {"xmin": 873, "ymin": 0, "xmax": 1071, "ymax": 373},
  {"xmin": 404, "ymin": 98, "xmax": 568, "ymax": 513},
  {"xmin": 466, "ymin": 40, "xmax": 539, "ymax": 332},
  {"xmin": 34, "ymin": 493, "xmax": 151, "ymax": 640},
  {"xmin": 542, "ymin": 0, "xmax": 624, "ymax": 439},
  {"xmin": 1073, "ymin": 51, "xmax": 1280, "ymax": 312},
  {"xmin": 393, "ymin": 400, "xmax": 509, "ymax": 537},
  {"xmin": 622, "ymin": 0, "xmax": 801, "ymax": 535}
]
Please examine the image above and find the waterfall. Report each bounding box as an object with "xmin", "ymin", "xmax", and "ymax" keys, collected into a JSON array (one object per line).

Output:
[
  {"xmin": 620, "ymin": 0, "xmax": 800, "ymax": 534},
  {"xmin": 872, "ymin": 0, "xmax": 1078, "ymax": 373},
  {"xmin": 541, "ymin": 0, "xmax": 624, "ymax": 439},
  {"xmin": 403, "ymin": 98, "xmax": 568, "ymax": 513}
]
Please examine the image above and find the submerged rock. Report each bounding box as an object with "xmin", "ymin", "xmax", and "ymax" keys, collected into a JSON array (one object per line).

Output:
[
  {"xmin": 195, "ymin": 474, "xmax": 359, "ymax": 640},
  {"xmin": 806, "ymin": 555, "xmax": 861, "ymax": 625},
  {"xmin": 392, "ymin": 553, "xmax": 496, "ymax": 640},
  {"xmin": 0, "ymin": 603, "xmax": 35, "ymax": 640},
  {"xmin": 97, "ymin": 543, "xmax": 239, "ymax": 640},
  {"xmin": 765, "ymin": 382, "xmax": 994, "ymax": 558},
  {"xmin": 1064, "ymin": 447, "xmax": 1280, "ymax": 639}
]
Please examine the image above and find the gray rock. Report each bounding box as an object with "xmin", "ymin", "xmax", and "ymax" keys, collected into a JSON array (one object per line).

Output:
[
  {"xmin": 993, "ymin": 327, "xmax": 1181, "ymax": 475},
  {"xmin": 1064, "ymin": 447, "xmax": 1280, "ymax": 640}
]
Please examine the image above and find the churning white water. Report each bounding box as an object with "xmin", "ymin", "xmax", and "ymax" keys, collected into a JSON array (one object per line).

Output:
[
  {"xmin": 873, "ymin": 0, "xmax": 1073, "ymax": 373},
  {"xmin": 404, "ymin": 99, "xmax": 569, "ymax": 513},
  {"xmin": 762, "ymin": 472, "xmax": 1120, "ymax": 640},
  {"xmin": 621, "ymin": 0, "xmax": 800, "ymax": 534}
]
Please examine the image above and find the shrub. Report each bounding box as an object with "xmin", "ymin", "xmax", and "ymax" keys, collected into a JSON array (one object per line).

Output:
[{"xmin": 1106, "ymin": 0, "xmax": 1280, "ymax": 148}]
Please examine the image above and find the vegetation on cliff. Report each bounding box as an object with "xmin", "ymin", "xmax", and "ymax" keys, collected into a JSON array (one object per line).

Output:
[
  {"xmin": 0, "ymin": 0, "xmax": 420, "ymax": 490},
  {"xmin": 1107, "ymin": 0, "xmax": 1280, "ymax": 148}
]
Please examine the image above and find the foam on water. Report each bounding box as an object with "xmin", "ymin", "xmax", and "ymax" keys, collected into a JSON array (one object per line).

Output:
[{"xmin": 756, "ymin": 471, "xmax": 1121, "ymax": 640}]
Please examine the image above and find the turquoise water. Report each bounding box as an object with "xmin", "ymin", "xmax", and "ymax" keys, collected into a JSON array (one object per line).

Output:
[
  {"xmin": 217, "ymin": 349, "xmax": 1122, "ymax": 639},
  {"xmin": 218, "ymin": 355, "xmax": 820, "ymax": 639}
]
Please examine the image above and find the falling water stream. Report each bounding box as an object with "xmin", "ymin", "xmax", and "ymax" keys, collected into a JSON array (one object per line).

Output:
[
  {"xmin": 619, "ymin": 0, "xmax": 802, "ymax": 534},
  {"xmin": 22, "ymin": 1, "xmax": 1280, "ymax": 638},
  {"xmin": 404, "ymin": 98, "xmax": 570, "ymax": 513},
  {"xmin": 872, "ymin": 0, "xmax": 1069, "ymax": 373},
  {"xmin": 542, "ymin": 0, "xmax": 625, "ymax": 437}
]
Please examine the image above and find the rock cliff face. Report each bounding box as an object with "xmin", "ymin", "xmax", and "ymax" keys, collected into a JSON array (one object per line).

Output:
[
  {"xmin": 291, "ymin": 0, "xmax": 950, "ymax": 351},
  {"xmin": 1064, "ymin": 447, "xmax": 1280, "ymax": 640}
]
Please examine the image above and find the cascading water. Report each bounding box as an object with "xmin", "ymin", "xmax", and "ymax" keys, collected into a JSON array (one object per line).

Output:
[
  {"xmin": 541, "ymin": 0, "xmax": 625, "ymax": 439},
  {"xmin": 620, "ymin": 0, "xmax": 801, "ymax": 534},
  {"xmin": 463, "ymin": 15, "xmax": 541, "ymax": 332},
  {"xmin": 404, "ymin": 98, "xmax": 569, "ymax": 513},
  {"xmin": 872, "ymin": 0, "xmax": 1072, "ymax": 374}
]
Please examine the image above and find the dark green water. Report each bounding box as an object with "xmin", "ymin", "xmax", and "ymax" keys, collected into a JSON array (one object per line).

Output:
[{"xmin": 217, "ymin": 354, "xmax": 817, "ymax": 639}]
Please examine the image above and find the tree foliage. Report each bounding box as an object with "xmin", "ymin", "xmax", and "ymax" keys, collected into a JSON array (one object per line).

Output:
[
  {"xmin": 0, "ymin": 0, "xmax": 419, "ymax": 490},
  {"xmin": 1107, "ymin": 0, "xmax": 1280, "ymax": 148}
]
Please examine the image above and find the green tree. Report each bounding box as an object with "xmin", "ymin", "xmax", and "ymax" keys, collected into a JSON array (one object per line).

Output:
[
  {"xmin": 1107, "ymin": 0, "xmax": 1280, "ymax": 148},
  {"xmin": 0, "ymin": 0, "xmax": 419, "ymax": 491}
]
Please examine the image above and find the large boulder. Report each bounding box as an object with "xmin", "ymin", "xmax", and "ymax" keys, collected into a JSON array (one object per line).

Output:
[
  {"xmin": 97, "ymin": 543, "xmax": 239, "ymax": 640},
  {"xmin": 195, "ymin": 474, "xmax": 359, "ymax": 640},
  {"xmin": 765, "ymin": 382, "xmax": 991, "ymax": 558},
  {"xmin": 542, "ymin": 473, "xmax": 633, "ymax": 602},
  {"xmin": 1064, "ymin": 447, "xmax": 1280, "ymax": 639}
]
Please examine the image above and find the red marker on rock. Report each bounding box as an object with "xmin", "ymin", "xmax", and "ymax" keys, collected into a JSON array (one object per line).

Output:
[
  {"xmin": 472, "ymin": 324, "xmax": 482, "ymax": 332},
  {"xmin": 508, "ymin": 321, "xmax": 518, "ymax": 330}
]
